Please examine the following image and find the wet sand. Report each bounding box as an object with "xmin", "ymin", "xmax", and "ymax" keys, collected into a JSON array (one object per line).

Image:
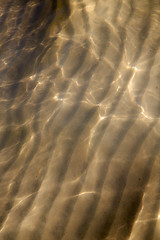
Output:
[{"xmin": 0, "ymin": 1, "xmax": 159, "ymax": 240}]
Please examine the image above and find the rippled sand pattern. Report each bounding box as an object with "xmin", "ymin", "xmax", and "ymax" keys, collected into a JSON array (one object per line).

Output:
[{"xmin": 0, "ymin": 0, "xmax": 160, "ymax": 240}]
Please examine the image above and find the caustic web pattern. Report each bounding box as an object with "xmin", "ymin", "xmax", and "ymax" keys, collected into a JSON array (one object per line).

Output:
[{"xmin": 0, "ymin": 0, "xmax": 159, "ymax": 240}]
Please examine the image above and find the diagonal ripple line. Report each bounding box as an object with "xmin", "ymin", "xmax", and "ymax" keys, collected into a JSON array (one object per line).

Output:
[
  {"xmin": 72, "ymin": 5, "xmax": 160, "ymax": 240},
  {"xmin": 55, "ymin": 1, "xmax": 160, "ymax": 239},
  {"xmin": 0, "ymin": 0, "xmax": 67, "ymax": 234},
  {"xmin": 31, "ymin": 0, "xmax": 137, "ymax": 237},
  {"xmin": 0, "ymin": 0, "xmax": 160, "ymax": 240}
]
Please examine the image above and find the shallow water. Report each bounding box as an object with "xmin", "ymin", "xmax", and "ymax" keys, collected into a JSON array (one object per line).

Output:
[{"xmin": 0, "ymin": 0, "xmax": 160, "ymax": 240}]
